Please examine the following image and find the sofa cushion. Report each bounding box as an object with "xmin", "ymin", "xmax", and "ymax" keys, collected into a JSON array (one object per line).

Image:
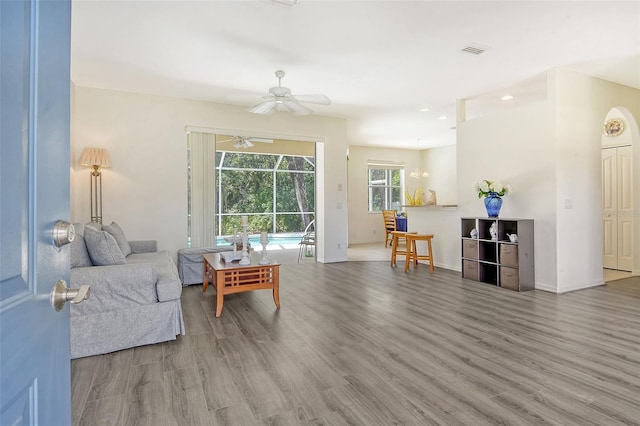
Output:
[
  {"xmin": 128, "ymin": 240, "xmax": 158, "ymax": 254},
  {"xmin": 84, "ymin": 226, "xmax": 126, "ymax": 266},
  {"xmin": 70, "ymin": 263, "xmax": 158, "ymax": 315},
  {"xmin": 127, "ymin": 251, "xmax": 182, "ymax": 301},
  {"xmin": 70, "ymin": 223, "xmax": 93, "ymax": 268},
  {"xmin": 86, "ymin": 221, "xmax": 102, "ymax": 230},
  {"xmin": 103, "ymin": 221, "xmax": 132, "ymax": 257}
]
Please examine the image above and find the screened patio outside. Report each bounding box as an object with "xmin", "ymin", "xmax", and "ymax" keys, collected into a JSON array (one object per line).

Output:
[{"xmin": 187, "ymin": 132, "xmax": 316, "ymax": 250}]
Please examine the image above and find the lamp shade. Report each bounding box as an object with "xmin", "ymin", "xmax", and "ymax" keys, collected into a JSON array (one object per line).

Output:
[{"xmin": 79, "ymin": 148, "xmax": 111, "ymax": 168}]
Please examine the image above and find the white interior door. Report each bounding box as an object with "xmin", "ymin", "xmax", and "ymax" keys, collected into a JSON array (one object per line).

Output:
[
  {"xmin": 0, "ymin": 1, "xmax": 72, "ymax": 424},
  {"xmin": 602, "ymin": 148, "xmax": 617, "ymax": 269},
  {"xmin": 617, "ymin": 145, "xmax": 633, "ymax": 271},
  {"xmin": 602, "ymin": 145, "xmax": 633, "ymax": 271}
]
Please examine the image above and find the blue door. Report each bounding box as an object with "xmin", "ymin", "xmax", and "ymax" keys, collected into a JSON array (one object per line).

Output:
[{"xmin": 1, "ymin": 0, "xmax": 72, "ymax": 424}]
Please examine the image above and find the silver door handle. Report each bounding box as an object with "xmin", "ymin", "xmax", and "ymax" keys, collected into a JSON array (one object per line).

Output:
[
  {"xmin": 50, "ymin": 279, "xmax": 90, "ymax": 312},
  {"xmin": 53, "ymin": 220, "xmax": 75, "ymax": 248}
]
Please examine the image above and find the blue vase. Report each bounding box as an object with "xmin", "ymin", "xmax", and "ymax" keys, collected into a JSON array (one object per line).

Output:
[{"xmin": 484, "ymin": 192, "xmax": 503, "ymax": 217}]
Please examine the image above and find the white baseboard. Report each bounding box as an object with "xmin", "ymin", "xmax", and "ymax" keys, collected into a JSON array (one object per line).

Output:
[
  {"xmin": 556, "ymin": 280, "xmax": 605, "ymax": 294},
  {"xmin": 435, "ymin": 263, "xmax": 461, "ymax": 272},
  {"xmin": 319, "ymin": 257, "xmax": 349, "ymax": 263},
  {"xmin": 534, "ymin": 282, "xmax": 558, "ymax": 293},
  {"xmin": 536, "ymin": 279, "xmax": 606, "ymax": 294}
]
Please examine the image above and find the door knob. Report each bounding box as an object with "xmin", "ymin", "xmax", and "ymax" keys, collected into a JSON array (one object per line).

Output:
[
  {"xmin": 50, "ymin": 279, "xmax": 90, "ymax": 312},
  {"xmin": 53, "ymin": 220, "xmax": 75, "ymax": 247}
]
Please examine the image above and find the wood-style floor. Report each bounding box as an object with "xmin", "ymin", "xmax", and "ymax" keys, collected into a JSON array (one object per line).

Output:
[{"xmin": 71, "ymin": 261, "xmax": 640, "ymax": 426}]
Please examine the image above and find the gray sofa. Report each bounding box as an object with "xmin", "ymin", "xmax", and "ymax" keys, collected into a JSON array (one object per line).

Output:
[
  {"xmin": 69, "ymin": 222, "xmax": 185, "ymax": 359},
  {"xmin": 178, "ymin": 246, "xmax": 230, "ymax": 285}
]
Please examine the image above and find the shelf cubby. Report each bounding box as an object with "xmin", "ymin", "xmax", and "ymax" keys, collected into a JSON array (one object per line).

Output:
[{"xmin": 478, "ymin": 262, "xmax": 498, "ymax": 285}]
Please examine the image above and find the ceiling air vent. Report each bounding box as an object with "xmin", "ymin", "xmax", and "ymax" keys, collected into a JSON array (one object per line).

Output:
[
  {"xmin": 460, "ymin": 44, "xmax": 488, "ymax": 55},
  {"xmin": 269, "ymin": 0, "xmax": 299, "ymax": 6}
]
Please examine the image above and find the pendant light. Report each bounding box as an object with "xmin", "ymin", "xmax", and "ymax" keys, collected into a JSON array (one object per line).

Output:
[{"xmin": 409, "ymin": 139, "xmax": 429, "ymax": 178}]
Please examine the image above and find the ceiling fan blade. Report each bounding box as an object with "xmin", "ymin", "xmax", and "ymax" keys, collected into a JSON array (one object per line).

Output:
[
  {"xmin": 249, "ymin": 101, "xmax": 277, "ymax": 115},
  {"xmin": 283, "ymin": 100, "xmax": 313, "ymax": 116},
  {"xmin": 217, "ymin": 138, "xmax": 236, "ymax": 144},
  {"xmin": 248, "ymin": 138, "xmax": 274, "ymax": 144},
  {"xmin": 293, "ymin": 94, "xmax": 331, "ymax": 105}
]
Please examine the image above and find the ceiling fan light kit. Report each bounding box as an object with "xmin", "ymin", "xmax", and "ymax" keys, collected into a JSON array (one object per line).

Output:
[
  {"xmin": 217, "ymin": 136, "xmax": 274, "ymax": 149},
  {"xmin": 249, "ymin": 70, "xmax": 330, "ymax": 116}
]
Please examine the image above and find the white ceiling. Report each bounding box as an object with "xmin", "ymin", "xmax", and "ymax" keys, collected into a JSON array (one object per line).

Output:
[{"xmin": 71, "ymin": 0, "xmax": 640, "ymax": 149}]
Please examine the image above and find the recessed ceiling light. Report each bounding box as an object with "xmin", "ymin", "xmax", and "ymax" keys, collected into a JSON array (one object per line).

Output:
[
  {"xmin": 501, "ymin": 95, "xmax": 514, "ymax": 101},
  {"xmin": 419, "ymin": 108, "xmax": 431, "ymax": 112},
  {"xmin": 438, "ymin": 116, "xmax": 447, "ymax": 120}
]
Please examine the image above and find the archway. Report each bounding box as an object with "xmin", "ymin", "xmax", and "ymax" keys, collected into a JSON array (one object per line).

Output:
[{"xmin": 601, "ymin": 106, "xmax": 640, "ymax": 281}]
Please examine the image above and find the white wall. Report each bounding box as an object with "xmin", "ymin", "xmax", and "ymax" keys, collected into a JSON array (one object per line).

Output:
[
  {"xmin": 347, "ymin": 145, "xmax": 417, "ymax": 244},
  {"xmin": 457, "ymin": 96, "xmax": 558, "ymax": 290},
  {"xmin": 71, "ymin": 86, "xmax": 349, "ymax": 262},
  {"xmin": 72, "ymin": 69, "xmax": 640, "ymax": 288},
  {"xmin": 402, "ymin": 206, "xmax": 460, "ymax": 271},
  {"xmin": 553, "ymin": 68, "xmax": 640, "ymax": 290},
  {"xmin": 423, "ymin": 145, "xmax": 457, "ymax": 206},
  {"xmin": 347, "ymin": 144, "xmax": 457, "ymax": 245},
  {"xmin": 456, "ymin": 67, "xmax": 640, "ymax": 293}
]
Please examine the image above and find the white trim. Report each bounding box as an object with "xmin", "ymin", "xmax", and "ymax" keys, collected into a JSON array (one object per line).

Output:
[
  {"xmin": 534, "ymin": 282, "xmax": 559, "ymax": 293},
  {"xmin": 557, "ymin": 281, "xmax": 605, "ymax": 294},
  {"xmin": 319, "ymin": 257, "xmax": 349, "ymax": 263},
  {"xmin": 367, "ymin": 161, "xmax": 405, "ymax": 170},
  {"xmin": 536, "ymin": 279, "xmax": 605, "ymax": 294},
  {"xmin": 437, "ymin": 263, "xmax": 460, "ymax": 272},
  {"xmin": 184, "ymin": 125, "xmax": 326, "ymax": 144}
]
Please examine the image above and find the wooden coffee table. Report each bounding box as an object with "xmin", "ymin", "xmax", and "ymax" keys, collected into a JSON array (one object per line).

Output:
[{"xmin": 202, "ymin": 253, "xmax": 280, "ymax": 317}]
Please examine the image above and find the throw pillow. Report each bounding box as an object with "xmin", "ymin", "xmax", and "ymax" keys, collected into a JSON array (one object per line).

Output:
[
  {"xmin": 70, "ymin": 223, "xmax": 93, "ymax": 268},
  {"xmin": 103, "ymin": 221, "xmax": 132, "ymax": 257},
  {"xmin": 86, "ymin": 221, "xmax": 102, "ymax": 230},
  {"xmin": 84, "ymin": 226, "xmax": 126, "ymax": 266}
]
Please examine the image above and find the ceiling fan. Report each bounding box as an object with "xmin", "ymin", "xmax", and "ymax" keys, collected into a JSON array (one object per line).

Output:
[
  {"xmin": 249, "ymin": 70, "xmax": 331, "ymax": 116},
  {"xmin": 217, "ymin": 136, "xmax": 274, "ymax": 149}
]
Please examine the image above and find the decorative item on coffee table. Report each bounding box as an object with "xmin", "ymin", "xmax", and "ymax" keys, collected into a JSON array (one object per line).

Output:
[
  {"xmin": 259, "ymin": 231, "xmax": 270, "ymax": 264},
  {"xmin": 224, "ymin": 228, "xmax": 249, "ymax": 253},
  {"xmin": 239, "ymin": 215, "xmax": 251, "ymax": 265}
]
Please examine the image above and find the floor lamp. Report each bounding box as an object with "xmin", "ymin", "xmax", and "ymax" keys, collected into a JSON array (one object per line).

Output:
[{"xmin": 79, "ymin": 148, "xmax": 111, "ymax": 224}]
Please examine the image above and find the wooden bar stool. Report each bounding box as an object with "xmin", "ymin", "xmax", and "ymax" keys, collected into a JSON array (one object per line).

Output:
[
  {"xmin": 404, "ymin": 234, "xmax": 435, "ymax": 273},
  {"xmin": 390, "ymin": 230, "xmax": 417, "ymax": 267}
]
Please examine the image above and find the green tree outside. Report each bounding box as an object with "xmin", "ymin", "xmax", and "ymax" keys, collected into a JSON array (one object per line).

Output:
[{"xmin": 216, "ymin": 152, "xmax": 314, "ymax": 235}]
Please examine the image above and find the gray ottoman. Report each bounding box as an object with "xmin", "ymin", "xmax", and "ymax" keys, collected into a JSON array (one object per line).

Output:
[{"xmin": 177, "ymin": 246, "xmax": 230, "ymax": 285}]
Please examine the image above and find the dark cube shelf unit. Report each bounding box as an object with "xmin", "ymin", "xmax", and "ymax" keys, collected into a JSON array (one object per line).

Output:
[{"xmin": 461, "ymin": 217, "xmax": 534, "ymax": 291}]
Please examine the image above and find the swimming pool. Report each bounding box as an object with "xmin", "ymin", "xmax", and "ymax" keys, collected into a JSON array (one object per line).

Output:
[{"xmin": 215, "ymin": 234, "xmax": 303, "ymax": 250}]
